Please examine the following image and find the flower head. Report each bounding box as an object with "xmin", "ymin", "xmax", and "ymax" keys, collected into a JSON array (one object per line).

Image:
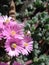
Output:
[
  {"xmin": 0, "ymin": 16, "xmax": 13, "ymax": 39},
  {"xmin": 23, "ymin": 36, "xmax": 33, "ymax": 52},
  {"xmin": 3, "ymin": 22, "xmax": 24, "ymax": 39},
  {"xmin": 20, "ymin": 36, "xmax": 33, "ymax": 55},
  {"xmin": 0, "ymin": 16, "xmax": 24, "ymax": 39},
  {"xmin": 5, "ymin": 38, "xmax": 23, "ymax": 57},
  {"xmin": 3, "ymin": 16, "xmax": 12, "ymax": 23},
  {"xmin": 0, "ymin": 16, "xmax": 12, "ymax": 25}
]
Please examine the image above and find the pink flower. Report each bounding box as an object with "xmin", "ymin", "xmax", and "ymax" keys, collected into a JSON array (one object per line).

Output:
[
  {"xmin": 0, "ymin": 62, "xmax": 8, "ymax": 65},
  {"xmin": 13, "ymin": 61, "xmax": 22, "ymax": 65},
  {"xmin": 0, "ymin": 16, "xmax": 12, "ymax": 39},
  {"xmin": 0, "ymin": 16, "xmax": 14, "ymax": 29},
  {"xmin": 20, "ymin": 36, "xmax": 33, "ymax": 55},
  {"xmin": 3, "ymin": 22, "xmax": 24, "ymax": 39},
  {"xmin": 2, "ymin": 15, "xmax": 12, "ymax": 24},
  {"xmin": 0, "ymin": 16, "xmax": 24, "ymax": 40},
  {"xmin": 5, "ymin": 38, "xmax": 23, "ymax": 57},
  {"xmin": 0, "ymin": 16, "xmax": 12, "ymax": 25}
]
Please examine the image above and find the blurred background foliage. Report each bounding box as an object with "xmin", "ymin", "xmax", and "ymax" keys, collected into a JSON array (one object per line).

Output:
[{"xmin": 0, "ymin": 0, "xmax": 49, "ymax": 65}]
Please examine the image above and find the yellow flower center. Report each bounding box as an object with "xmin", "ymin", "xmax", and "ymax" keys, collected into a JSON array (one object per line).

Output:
[
  {"xmin": 11, "ymin": 43, "xmax": 17, "ymax": 49},
  {"xmin": 11, "ymin": 30, "xmax": 16, "ymax": 36},
  {"xmin": 6, "ymin": 19, "xmax": 9, "ymax": 23},
  {"xmin": 24, "ymin": 43, "xmax": 28, "ymax": 47}
]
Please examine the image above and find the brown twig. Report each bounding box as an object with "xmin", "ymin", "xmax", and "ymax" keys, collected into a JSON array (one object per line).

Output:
[
  {"xmin": 9, "ymin": 0, "xmax": 16, "ymax": 21},
  {"xmin": 39, "ymin": 39, "xmax": 45, "ymax": 46}
]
